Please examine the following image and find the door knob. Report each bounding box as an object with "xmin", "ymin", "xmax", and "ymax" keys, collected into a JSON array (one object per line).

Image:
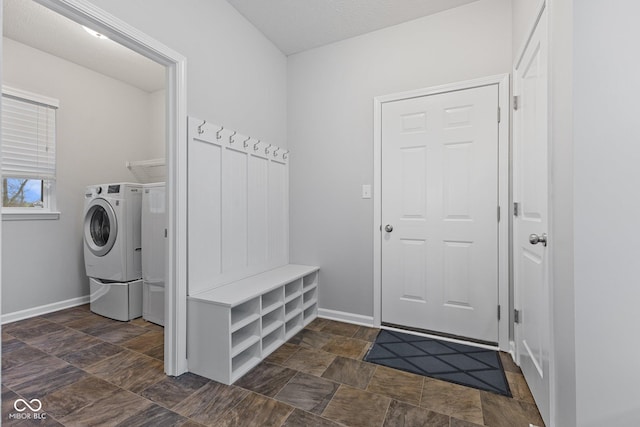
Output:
[
  {"xmin": 385, "ymin": 224, "xmax": 394, "ymax": 232},
  {"xmin": 529, "ymin": 233, "xmax": 547, "ymax": 247}
]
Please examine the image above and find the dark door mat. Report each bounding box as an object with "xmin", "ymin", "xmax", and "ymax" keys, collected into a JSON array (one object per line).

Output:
[{"xmin": 364, "ymin": 329, "xmax": 512, "ymax": 397}]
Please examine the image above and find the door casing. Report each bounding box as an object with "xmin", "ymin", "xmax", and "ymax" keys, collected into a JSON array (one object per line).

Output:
[
  {"xmin": 31, "ymin": 0, "xmax": 189, "ymax": 376},
  {"xmin": 373, "ymin": 74, "xmax": 510, "ymax": 351}
]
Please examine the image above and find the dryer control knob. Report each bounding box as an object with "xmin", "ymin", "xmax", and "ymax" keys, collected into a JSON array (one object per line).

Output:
[{"xmin": 96, "ymin": 186, "xmax": 102, "ymax": 194}]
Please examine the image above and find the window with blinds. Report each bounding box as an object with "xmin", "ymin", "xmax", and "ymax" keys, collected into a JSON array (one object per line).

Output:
[{"xmin": 1, "ymin": 86, "xmax": 58, "ymax": 214}]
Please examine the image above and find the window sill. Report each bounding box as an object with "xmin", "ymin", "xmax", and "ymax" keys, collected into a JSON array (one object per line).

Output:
[{"xmin": 2, "ymin": 211, "xmax": 61, "ymax": 221}]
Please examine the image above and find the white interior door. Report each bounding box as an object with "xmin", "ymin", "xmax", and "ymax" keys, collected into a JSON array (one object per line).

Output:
[
  {"xmin": 513, "ymin": 7, "xmax": 550, "ymax": 425},
  {"xmin": 381, "ymin": 85, "xmax": 500, "ymax": 343}
]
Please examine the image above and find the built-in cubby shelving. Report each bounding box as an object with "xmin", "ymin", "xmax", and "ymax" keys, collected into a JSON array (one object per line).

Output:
[{"xmin": 187, "ymin": 264, "xmax": 319, "ymax": 385}]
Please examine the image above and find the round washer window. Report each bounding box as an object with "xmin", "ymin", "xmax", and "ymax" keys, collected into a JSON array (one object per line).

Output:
[{"xmin": 84, "ymin": 198, "xmax": 117, "ymax": 257}]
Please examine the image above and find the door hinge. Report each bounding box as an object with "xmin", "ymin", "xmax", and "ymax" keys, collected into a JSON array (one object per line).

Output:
[
  {"xmin": 497, "ymin": 305, "xmax": 501, "ymax": 321},
  {"xmin": 164, "ymin": 228, "xmax": 168, "ymax": 238},
  {"xmin": 513, "ymin": 202, "xmax": 520, "ymax": 217},
  {"xmin": 497, "ymin": 106, "xmax": 501, "ymax": 123},
  {"xmin": 497, "ymin": 206, "xmax": 501, "ymax": 222},
  {"xmin": 513, "ymin": 95, "xmax": 520, "ymax": 111},
  {"xmin": 514, "ymin": 309, "xmax": 521, "ymax": 324}
]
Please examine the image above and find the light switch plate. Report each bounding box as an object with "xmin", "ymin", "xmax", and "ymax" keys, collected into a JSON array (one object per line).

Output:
[{"xmin": 362, "ymin": 184, "xmax": 372, "ymax": 199}]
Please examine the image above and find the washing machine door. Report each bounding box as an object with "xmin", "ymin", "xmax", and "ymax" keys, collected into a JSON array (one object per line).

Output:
[{"xmin": 84, "ymin": 198, "xmax": 118, "ymax": 257}]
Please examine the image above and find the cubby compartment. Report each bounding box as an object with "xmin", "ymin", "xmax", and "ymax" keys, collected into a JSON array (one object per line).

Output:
[
  {"xmin": 231, "ymin": 341, "xmax": 261, "ymax": 381},
  {"xmin": 304, "ymin": 303, "xmax": 318, "ymax": 326},
  {"xmin": 303, "ymin": 287, "xmax": 317, "ymax": 309},
  {"xmin": 284, "ymin": 279, "xmax": 302, "ymax": 302},
  {"xmin": 285, "ymin": 295, "xmax": 303, "ymax": 321},
  {"xmin": 285, "ymin": 312, "xmax": 304, "ymax": 340},
  {"xmin": 231, "ymin": 297, "xmax": 260, "ymax": 331},
  {"xmin": 303, "ymin": 270, "xmax": 318, "ymax": 290},
  {"xmin": 262, "ymin": 306, "xmax": 284, "ymax": 336},
  {"xmin": 262, "ymin": 326, "xmax": 285, "ymax": 357},
  {"xmin": 231, "ymin": 318, "xmax": 260, "ymax": 357},
  {"xmin": 261, "ymin": 287, "xmax": 284, "ymax": 314}
]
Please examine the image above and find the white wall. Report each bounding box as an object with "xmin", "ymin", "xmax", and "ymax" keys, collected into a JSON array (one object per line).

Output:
[
  {"xmin": 574, "ymin": 2, "xmax": 640, "ymax": 425},
  {"xmin": 1, "ymin": 37, "xmax": 159, "ymax": 313},
  {"xmin": 148, "ymin": 89, "xmax": 166, "ymax": 159},
  {"xmin": 288, "ymin": 0, "xmax": 512, "ymax": 317},
  {"xmin": 86, "ymin": 0, "xmax": 288, "ymax": 146}
]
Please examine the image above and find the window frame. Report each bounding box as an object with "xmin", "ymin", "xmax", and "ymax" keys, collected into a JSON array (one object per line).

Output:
[{"xmin": 1, "ymin": 86, "xmax": 60, "ymax": 221}]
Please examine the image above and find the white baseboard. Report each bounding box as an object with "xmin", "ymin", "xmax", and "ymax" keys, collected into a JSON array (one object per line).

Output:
[
  {"xmin": 2, "ymin": 295, "xmax": 90, "ymax": 325},
  {"xmin": 318, "ymin": 308, "xmax": 374, "ymax": 327}
]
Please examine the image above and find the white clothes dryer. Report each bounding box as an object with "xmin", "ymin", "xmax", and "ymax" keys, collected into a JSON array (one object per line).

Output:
[{"xmin": 83, "ymin": 183, "xmax": 142, "ymax": 281}]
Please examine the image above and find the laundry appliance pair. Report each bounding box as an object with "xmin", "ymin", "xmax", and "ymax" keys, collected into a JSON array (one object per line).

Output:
[{"xmin": 83, "ymin": 182, "xmax": 165, "ymax": 323}]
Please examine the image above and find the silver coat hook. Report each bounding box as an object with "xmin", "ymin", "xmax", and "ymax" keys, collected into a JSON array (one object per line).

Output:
[
  {"xmin": 197, "ymin": 120, "xmax": 206, "ymax": 135},
  {"xmin": 243, "ymin": 136, "xmax": 251, "ymax": 148},
  {"xmin": 273, "ymin": 148, "xmax": 280, "ymax": 157},
  {"xmin": 254, "ymin": 140, "xmax": 261, "ymax": 151},
  {"xmin": 283, "ymin": 150, "xmax": 289, "ymax": 160},
  {"xmin": 265, "ymin": 144, "xmax": 272, "ymax": 155},
  {"xmin": 229, "ymin": 131, "xmax": 236, "ymax": 144},
  {"xmin": 216, "ymin": 126, "xmax": 224, "ymax": 140}
]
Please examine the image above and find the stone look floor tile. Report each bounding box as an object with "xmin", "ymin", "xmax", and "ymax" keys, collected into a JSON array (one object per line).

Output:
[
  {"xmin": 265, "ymin": 342, "xmax": 299, "ymax": 365},
  {"xmin": 322, "ymin": 385, "xmax": 391, "ymax": 427},
  {"xmin": 352, "ymin": 326, "xmax": 380, "ymax": 342},
  {"xmin": 282, "ymin": 347, "xmax": 336, "ymax": 376},
  {"xmin": 93, "ymin": 323, "xmax": 149, "ymax": 344},
  {"xmin": 319, "ymin": 320, "xmax": 360, "ymax": 338},
  {"xmin": 383, "ymin": 400, "xmax": 450, "ymax": 427},
  {"xmin": 1, "ymin": 351, "xmax": 69, "ymax": 388},
  {"xmin": 2, "ymin": 345, "xmax": 49, "ymax": 371},
  {"xmin": 42, "ymin": 307, "xmax": 94, "ymax": 325},
  {"xmin": 214, "ymin": 392, "xmax": 294, "ymax": 427},
  {"xmin": 60, "ymin": 342, "xmax": 124, "ymax": 369},
  {"xmin": 42, "ymin": 376, "xmax": 121, "ymax": 419},
  {"xmin": 116, "ymin": 404, "xmax": 187, "ymax": 427},
  {"xmin": 288, "ymin": 329, "xmax": 334, "ymax": 349},
  {"xmin": 144, "ymin": 343, "xmax": 165, "ymax": 361},
  {"xmin": 25, "ymin": 328, "xmax": 103, "ymax": 357},
  {"xmin": 58, "ymin": 388, "xmax": 153, "ymax": 426},
  {"xmin": 481, "ymin": 391, "xmax": 545, "ymax": 427},
  {"xmin": 275, "ymin": 371, "xmax": 339, "ymax": 414},
  {"xmin": 176, "ymin": 381, "xmax": 249, "ymax": 425},
  {"xmin": 6, "ymin": 321, "xmax": 66, "ymax": 342},
  {"xmin": 122, "ymin": 330, "xmax": 164, "ymax": 353},
  {"xmin": 450, "ymin": 418, "xmax": 486, "ymax": 427},
  {"xmin": 2, "ymin": 317, "xmax": 52, "ymax": 335},
  {"xmin": 86, "ymin": 350, "xmax": 165, "ymax": 393},
  {"xmin": 420, "ymin": 378, "xmax": 484, "ymax": 425},
  {"xmin": 321, "ymin": 336, "xmax": 370, "ymax": 359},
  {"xmin": 321, "ymin": 356, "xmax": 376, "ymax": 389},
  {"xmin": 499, "ymin": 352, "xmax": 521, "ymax": 374},
  {"xmin": 506, "ymin": 372, "xmax": 536, "ymax": 404},
  {"xmin": 234, "ymin": 362, "xmax": 297, "ymax": 397},
  {"xmin": 367, "ymin": 365, "xmax": 424, "ymax": 405},
  {"xmin": 12, "ymin": 364, "xmax": 87, "ymax": 400},
  {"xmin": 305, "ymin": 318, "xmax": 331, "ymax": 332},
  {"xmin": 282, "ymin": 408, "xmax": 343, "ymax": 427},
  {"xmin": 141, "ymin": 372, "xmax": 210, "ymax": 409}
]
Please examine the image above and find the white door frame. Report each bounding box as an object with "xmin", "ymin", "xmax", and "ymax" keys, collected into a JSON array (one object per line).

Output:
[
  {"xmin": 373, "ymin": 74, "xmax": 510, "ymax": 350},
  {"xmin": 32, "ymin": 0, "xmax": 189, "ymax": 376}
]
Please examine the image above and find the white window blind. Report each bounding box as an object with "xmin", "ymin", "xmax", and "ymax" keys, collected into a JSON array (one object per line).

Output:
[{"xmin": 1, "ymin": 87, "xmax": 58, "ymax": 180}]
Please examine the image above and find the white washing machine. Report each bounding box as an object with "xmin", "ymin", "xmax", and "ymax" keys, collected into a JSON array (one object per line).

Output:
[
  {"xmin": 142, "ymin": 182, "xmax": 166, "ymax": 326},
  {"xmin": 83, "ymin": 183, "xmax": 143, "ymax": 321}
]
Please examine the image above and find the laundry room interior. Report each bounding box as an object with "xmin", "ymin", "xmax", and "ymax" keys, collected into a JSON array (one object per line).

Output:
[{"xmin": 2, "ymin": 0, "xmax": 640, "ymax": 426}]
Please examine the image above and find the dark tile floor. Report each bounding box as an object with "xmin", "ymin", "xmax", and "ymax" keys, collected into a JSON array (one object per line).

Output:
[{"xmin": 2, "ymin": 306, "xmax": 545, "ymax": 426}]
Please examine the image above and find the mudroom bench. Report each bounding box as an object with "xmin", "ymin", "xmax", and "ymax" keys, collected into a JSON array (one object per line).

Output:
[{"xmin": 187, "ymin": 264, "xmax": 319, "ymax": 384}]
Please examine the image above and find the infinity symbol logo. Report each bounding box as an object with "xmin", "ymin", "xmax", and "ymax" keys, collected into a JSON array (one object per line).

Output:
[{"xmin": 14, "ymin": 398, "xmax": 42, "ymax": 412}]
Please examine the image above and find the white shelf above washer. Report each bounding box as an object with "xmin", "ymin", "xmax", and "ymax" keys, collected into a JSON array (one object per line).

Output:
[{"xmin": 126, "ymin": 158, "xmax": 166, "ymax": 183}]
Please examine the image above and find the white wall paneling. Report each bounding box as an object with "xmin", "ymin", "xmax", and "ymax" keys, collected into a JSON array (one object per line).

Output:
[{"xmin": 188, "ymin": 117, "xmax": 289, "ymax": 295}]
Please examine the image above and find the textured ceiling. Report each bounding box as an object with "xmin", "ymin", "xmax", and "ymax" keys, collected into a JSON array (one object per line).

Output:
[
  {"xmin": 2, "ymin": 0, "xmax": 165, "ymax": 93},
  {"xmin": 226, "ymin": 0, "xmax": 482, "ymax": 55}
]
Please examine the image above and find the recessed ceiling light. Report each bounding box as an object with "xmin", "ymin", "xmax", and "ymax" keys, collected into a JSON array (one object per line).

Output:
[{"xmin": 82, "ymin": 25, "xmax": 109, "ymax": 40}]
